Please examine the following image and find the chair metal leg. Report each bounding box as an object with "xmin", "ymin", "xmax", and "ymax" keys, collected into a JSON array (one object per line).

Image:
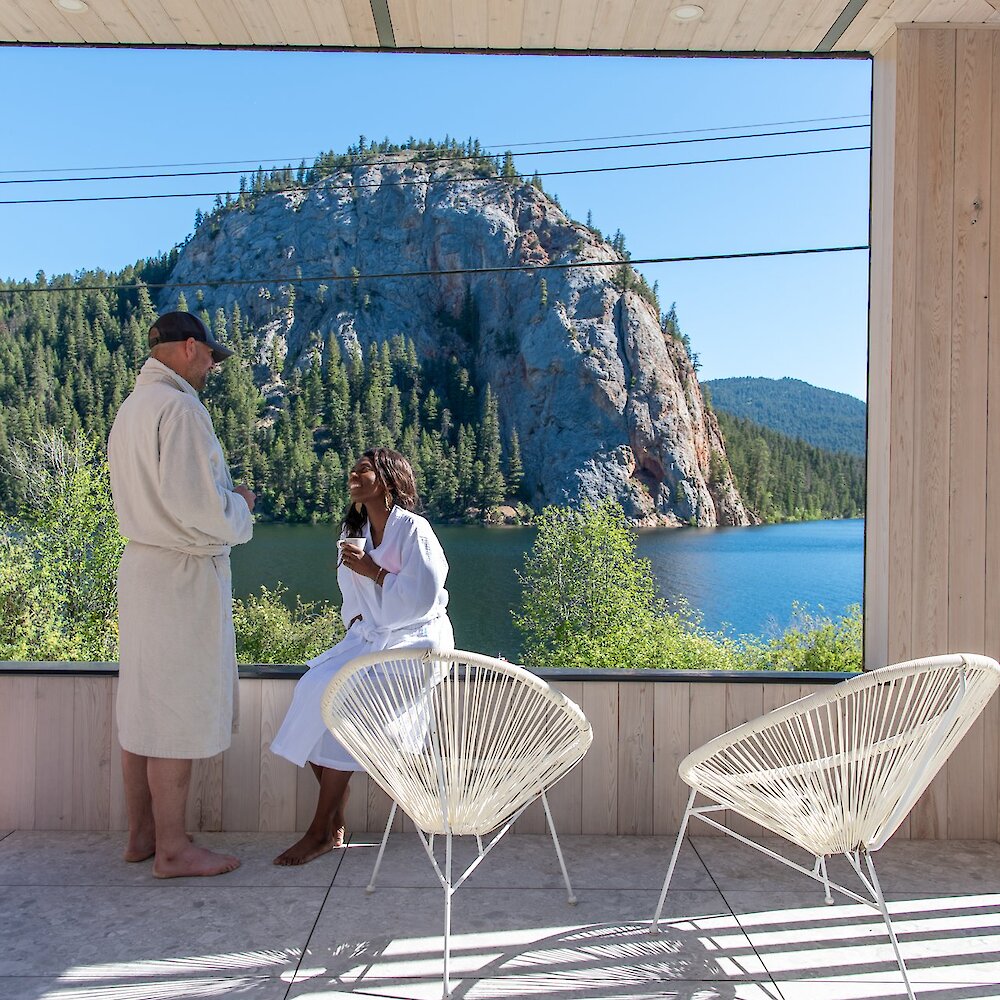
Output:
[
  {"xmin": 652, "ymin": 787, "xmax": 697, "ymax": 931},
  {"xmin": 540, "ymin": 790, "xmax": 578, "ymax": 905},
  {"xmin": 365, "ymin": 800, "xmax": 398, "ymax": 894},
  {"xmin": 442, "ymin": 831, "xmax": 453, "ymax": 998},
  {"xmin": 818, "ymin": 855, "xmax": 833, "ymax": 905},
  {"xmin": 864, "ymin": 850, "xmax": 916, "ymax": 1000}
]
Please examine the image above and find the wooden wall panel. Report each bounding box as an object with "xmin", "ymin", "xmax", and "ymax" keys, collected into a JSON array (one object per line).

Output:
[
  {"xmin": 653, "ymin": 682, "xmax": 689, "ymax": 835},
  {"xmin": 871, "ymin": 25, "xmax": 1000, "ymax": 841},
  {"xmin": 547, "ymin": 681, "xmax": 584, "ymax": 835},
  {"xmin": 688, "ymin": 683, "xmax": 727, "ymax": 836},
  {"xmin": 989, "ymin": 32, "xmax": 1000, "ymax": 841},
  {"xmin": 945, "ymin": 28, "xmax": 992, "ymax": 839},
  {"xmin": 33, "ymin": 677, "xmax": 76, "ymax": 830},
  {"xmin": 186, "ymin": 754, "xmax": 224, "ymax": 832},
  {"xmin": 71, "ymin": 677, "xmax": 112, "ymax": 831},
  {"xmin": 1, "ymin": 671, "xmax": 994, "ymax": 840},
  {"xmin": 0, "ymin": 676, "xmax": 37, "ymax": 829},
  {"xmin": 617, "ymin": 682, "xmax": 654, "ymax": 835},
  {"xmin": 259, "ymin": 680, "xmax": 297, "ymax": 831},
  {"xmin": 222, "ymin": 679, "xmax": 262, "ymax": 832},
  {"xmin": 578, "ymin": 682, "xmax": 618, "ymax": 834},
  {"xmin": 108, "ymin": 679, "xmax": 127, "ymax": 831},
  {"xmin": 887, "ymin": 27, "xmax": 920, "ymax": 667}
]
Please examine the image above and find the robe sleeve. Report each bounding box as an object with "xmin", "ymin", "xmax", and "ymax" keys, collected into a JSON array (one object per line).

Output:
[
  {"xmin": 371, "ymin": 521, "xmax": 447, "ymax": 631},
  {"xmin": 157, "ymin": 405, "xmax": 253, "ymax": 545}
]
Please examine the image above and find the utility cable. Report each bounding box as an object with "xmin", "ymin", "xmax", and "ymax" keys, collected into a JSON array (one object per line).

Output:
[
  {"xmin": 0, "ymin": 244, "xmax": 869, "ymax": 295},
  {"xmin": 0, "ymin": 145, "xmax": 870, "ymax": 207},
  {"xmin": 0, "ymin": 114, "xmax": 870, "ymax": 177},
  {"xmin": 0, "ymin": 124, "xmax": 870, "ymax": 187}
]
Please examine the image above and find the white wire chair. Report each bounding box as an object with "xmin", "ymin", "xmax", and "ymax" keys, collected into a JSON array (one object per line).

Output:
[
  {"xmin": 651, "ymin": 652, "xmax": 1000, "ymax": 1000},
  {"xmin": 320, "ymin": 647, "xmax": 594, "ymax": 998}
]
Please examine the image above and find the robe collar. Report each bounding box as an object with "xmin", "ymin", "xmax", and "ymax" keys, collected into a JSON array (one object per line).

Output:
[{"xmin": 136, "ymin": 356, "xmax": 200, "ymax": 399}]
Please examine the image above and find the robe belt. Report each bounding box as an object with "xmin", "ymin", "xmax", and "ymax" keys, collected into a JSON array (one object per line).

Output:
[
  {"xmin": 353, "ymin": 613, "xmax": 443, "ymax": 645},
  {"xmin": 127, "ymin": 540, "xmax": 231, "ymax": 557}
]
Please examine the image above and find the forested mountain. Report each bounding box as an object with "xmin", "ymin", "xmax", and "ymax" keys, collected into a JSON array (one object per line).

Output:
[
  {"xmin": 716, "ymin": 411, "xmax": 865, "ymax": 521},
  {"xmin": 704, "ymin": 376, "xmax": 866, "ymax": 456},
  {"xmin": 0, "ymin": 137, "xmax": 753, "ymax": 526},
  {"xmin": 0, "ymin": 139, "xmax": 857, "ymax": 527}
]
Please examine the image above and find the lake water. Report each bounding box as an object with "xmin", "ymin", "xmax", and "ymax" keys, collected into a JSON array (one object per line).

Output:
[{"xmin": 230, "ymin": 518, "xmax": 864, "ymax": 658}]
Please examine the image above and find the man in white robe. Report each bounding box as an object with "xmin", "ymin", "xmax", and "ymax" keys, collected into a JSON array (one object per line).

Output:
[{"xmin": 108, "ymin": 311, "xmax": 255, "ymax": 879}]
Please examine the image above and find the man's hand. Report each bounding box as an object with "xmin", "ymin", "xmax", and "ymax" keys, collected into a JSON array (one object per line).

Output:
[{"xmin": 235, "ymin": 484, "xmax": 256, "ymax": 512}]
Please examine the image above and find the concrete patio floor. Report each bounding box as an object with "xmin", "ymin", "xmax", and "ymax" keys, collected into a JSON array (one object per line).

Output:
[{"xmin": 2, "ymin": 829, "xmax": 1000, "ymax": 1000}]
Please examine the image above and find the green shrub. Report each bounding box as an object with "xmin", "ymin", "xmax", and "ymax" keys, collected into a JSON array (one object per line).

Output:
[
  {"xmin": 233, "ymin": 585, "xmax": 344, "ymax": 664},
  {"xmin": 514, "ymin": 500, "xmax": 862, "ymax": 673}
]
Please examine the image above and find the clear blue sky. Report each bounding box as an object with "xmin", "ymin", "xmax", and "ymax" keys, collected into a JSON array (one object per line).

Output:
[{"xmin": 1, "ymin": 47, "xmax": 872, "ymax": 399}]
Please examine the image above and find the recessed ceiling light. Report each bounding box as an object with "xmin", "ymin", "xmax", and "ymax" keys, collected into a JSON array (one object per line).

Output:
[
  {"xmin": 55, "ymin": 0, "xmax": 89, "ymax": 11},
  {"xmin": 670, "ymin": 4, "xmax": 705, "ymax": 21}
]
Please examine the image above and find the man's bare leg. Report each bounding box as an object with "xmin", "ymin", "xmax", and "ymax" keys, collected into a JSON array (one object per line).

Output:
[
  {"xmin": 148, "ymin": 757, "xmax": 240, "ymax": 879},
  {"xmin": 274, "ymin": 766, "xmax": 352, "ymax": 866},
  {"xmin": 122, "ymin": 749, "xmax": 156, "ymax": 862}
]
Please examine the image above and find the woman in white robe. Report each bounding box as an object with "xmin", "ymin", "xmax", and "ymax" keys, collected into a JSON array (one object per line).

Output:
[{"xmin": 271, "ymin": 447, "xmax": 453, "ymax": 866}]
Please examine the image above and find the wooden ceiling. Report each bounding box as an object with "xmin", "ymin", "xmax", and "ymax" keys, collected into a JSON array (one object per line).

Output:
[{"xmin": 1, "ymin": 0, "xmax": 999, "ymax": 55}]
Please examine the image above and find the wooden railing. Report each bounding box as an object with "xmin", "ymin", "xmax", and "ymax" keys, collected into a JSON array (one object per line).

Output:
[{"xmin": 2, "ymin": 664, "xmax": 997, "ymax": 840}]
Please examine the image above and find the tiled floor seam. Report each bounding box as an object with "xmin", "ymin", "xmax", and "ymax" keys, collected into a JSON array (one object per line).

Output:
[
  {"xmin": 689, "ymin": 836, "xmax": 789, "ymax": 1000},
  {"xmin": 282, "ymin": 836, "xmax": 352, "ymax": 999}
]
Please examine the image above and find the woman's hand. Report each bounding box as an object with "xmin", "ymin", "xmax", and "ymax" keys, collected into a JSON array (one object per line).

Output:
[{"xmin": 340, "ymin": 546, "xmax": 381, "ymax": 580}]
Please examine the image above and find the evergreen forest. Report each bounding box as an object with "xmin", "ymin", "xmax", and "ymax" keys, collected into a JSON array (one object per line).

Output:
[
  {"xmin": 704, "ymin": 376, "xmax": 867, "ymax": 456},
  {"xmin": 0, "ymin": 270, "xmax": 523, "ymax": 522},
  {"xmin": 716, "ymin": 411, "xmax": 866, "ymax": 521}
]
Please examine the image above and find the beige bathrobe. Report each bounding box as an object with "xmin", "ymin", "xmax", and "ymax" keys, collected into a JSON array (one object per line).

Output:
[{"xmin": 108, "ymin": 358, "xmax": 253, "ymax": 758}]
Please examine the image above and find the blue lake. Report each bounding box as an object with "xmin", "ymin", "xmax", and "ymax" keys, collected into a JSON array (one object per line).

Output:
[{"xmin": 230, "ymin": 518, "xmax": 864, "ymax": 658}]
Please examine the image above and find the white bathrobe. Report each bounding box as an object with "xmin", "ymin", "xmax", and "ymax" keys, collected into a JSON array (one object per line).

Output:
[
  {"xmin": 270, "ymin": 505, "xmax": 454, "ymax": 770},
  {"xmin": 108, "ymin": 358, "xmax": 254, "ymax": 759}
]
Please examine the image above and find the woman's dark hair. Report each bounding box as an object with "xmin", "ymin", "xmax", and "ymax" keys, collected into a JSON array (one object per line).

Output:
[{"xmin": 341, "ymin": 448, "xmax": 419, "ymax": 536}]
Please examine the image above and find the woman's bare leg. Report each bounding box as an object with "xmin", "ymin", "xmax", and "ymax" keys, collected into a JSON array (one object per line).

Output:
[{"xmin": 273, "ymin": 766, "xmax": 352, "ymax": 866}]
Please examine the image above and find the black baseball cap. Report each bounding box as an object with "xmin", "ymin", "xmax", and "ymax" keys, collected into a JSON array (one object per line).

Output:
[{"xmin": 148, "ymin": 311, "xmax": 234, "ymax": 363}]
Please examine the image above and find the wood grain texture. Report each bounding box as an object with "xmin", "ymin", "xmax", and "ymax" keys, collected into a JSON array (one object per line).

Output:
[
  {"xmin": 653, "ymin": 681, "xmax": 690, "ymax": 835},
  {"xmin": 688, "ymin": 683, "xmax": 727, "ymax": 835},
  {"xmin": 989, "ymin": 31, "xmax": 1000, "ymax": 840},
  {"xmin": 578, "ymin": 681, "xmax": 618, "ymax": 834},
  {"xmin": 33, "ymin": 677, "xmax": 76, "ymax": 830},
  {"xmin": 0, "ymin": 676, "xmax": 37, "ymax": 829},
  {"xmin": 555, "ymin": 0, "xmax": 599, "ymax": 48},
  {"xmin": 186, "ymin": 754, "xmax": 224, "ymax": 832},
  {"xmin": 909, "ymin": 29, "xmax": 955, "ymax": 851},
  {"xmin": 487, "ymin": 0, "xmax": 524, "ymax": 47},
  {"xmin": 108, "ymin": 678, "xmax": 127, "ymax": 831},
  {"xmin": 945, "ymin": 28, "xmax": 991, "ymax": 838},
  {"xmin": 259, "ymin": 680, "xmax": 297, "ymax": 831},
  {"xmin": 546, "ymin": 681, "xmax": 584, "ymax": 835},
  {"xmin": 617, "ymin": 682, "xmax": 654, "ymax": 835},
  {"xmin": 222, "ymin": 678, "xmax": 262, "ymax": 832},
  {"xmin": 71, "ymin": 677, "xmax": 112, "ymax": 831}
]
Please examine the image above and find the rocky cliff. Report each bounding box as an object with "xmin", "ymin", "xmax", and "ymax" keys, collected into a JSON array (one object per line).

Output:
[{"xmin": 163, "ymin": 152, "xmax": 754, "ymax": 526}]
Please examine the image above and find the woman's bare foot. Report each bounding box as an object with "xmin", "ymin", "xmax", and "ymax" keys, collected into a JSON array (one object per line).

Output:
[
  {"xmin": 152, "ymin": 844, "xmax": 240, "ymax": 879},
  {"xmin": 273, "ymin": 827, "xmax": 345, "ymax": 866}
]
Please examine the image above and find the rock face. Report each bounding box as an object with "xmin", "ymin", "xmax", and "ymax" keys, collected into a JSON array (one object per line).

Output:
[{"xmin": 163, "ymin": 155, "xmax": 754, "ymax": 526}]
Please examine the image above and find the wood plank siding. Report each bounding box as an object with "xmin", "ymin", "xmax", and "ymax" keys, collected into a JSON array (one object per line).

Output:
[
  {"xmin": 868, "ymin": 25, "xmax": 1000, "ymax": 839},
  {"xmin": 4, "ymin": 670, "xmax": 996, "ymax": 838}
]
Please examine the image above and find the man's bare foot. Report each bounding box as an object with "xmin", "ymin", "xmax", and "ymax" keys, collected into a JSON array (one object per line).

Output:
[
  {"xmin": 152, "ymin": 844, "xmax": 240, "ymax": 879},
  {"xmin": 123, "ymin": 840, "xmax": 155, "ymax": 863},
  {"xmin": 273, "ymin": 827, "xmax": 345, "ymax": 866},
  {"xmin": 124, "ymin": 831, "xmax": 194, "ymax": 863}
]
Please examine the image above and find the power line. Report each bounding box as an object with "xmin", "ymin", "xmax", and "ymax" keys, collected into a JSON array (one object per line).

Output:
[
  {"xmin": 0, "ymin": 114, "xmax": 870, "ymax": 177},
  {"xmin": 0, "ymin": 244, "xmax": 869, "ymax": 295},
  {"xmin": 0, "ymin": 145, "xmax": 869, "ymax": 207},
  {"xmin": 0, "ymin": 124, "xmax": 870, "ymax": 188}
]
